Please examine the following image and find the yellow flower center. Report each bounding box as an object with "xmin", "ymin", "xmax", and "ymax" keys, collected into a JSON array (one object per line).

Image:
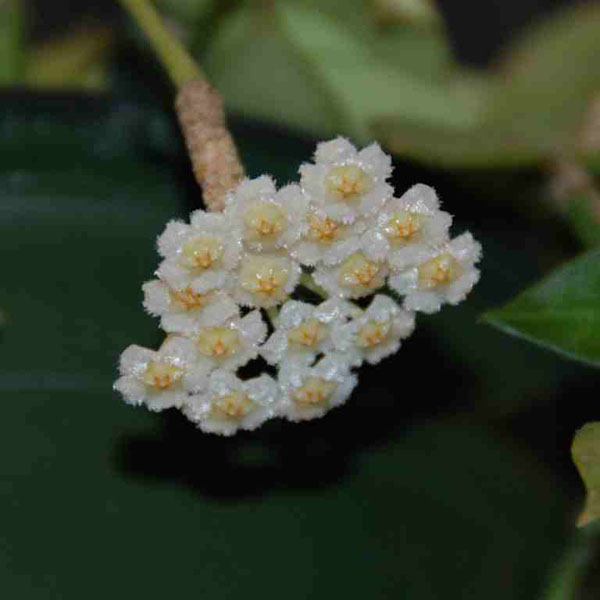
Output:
[
  {"xmin": 383, "ymin": 211, "xmax": 423, "ymax": 242},
  {"xmin": 243, "ymin": 202, "xmax": 287, "ymax": 240},
  {"xmin": 212, "ymin": 392, "xmax": 254, "ymax": 419},
  {"xmin": 170, "ymin": 287, "xmax": 212, "ymax": 311},
  {"xmin": 338, "ymin": 252, "xmax": 385, "ymax": 292},
  {"xmin": 288, "ymin": 319, "xmax": 327, "ymax": 349},
  {"xmin": 196, "ymin": 327, "xmax": 240, "ymax": 360},
  {"xmin": 356, "ymin": 320, "xmax": 390, "ymax": 348},
  {"xmin": 306, "ymin": 214, "xmax": 342, "ymax": 244},
  {"xmin": 142, "ymin": 362, "xmax": 184, "ymax": 390},
  {"xmin": 418, "ymin": 253, "xmax": 460, "ymax": 289},
  {"xmin": 180, "ymin": 236, "xmax": 223, "ymax": 271},
  {"xmin": 240, "ymin": 256, "xmax": 289, "ymax": 303},
  {"xmin": 325, "ymin": 164, "xmax": 372, "ymax": 202},
  {"xmin": 294, "ymin": 377, "xmax": 337, "ymax": 407}
]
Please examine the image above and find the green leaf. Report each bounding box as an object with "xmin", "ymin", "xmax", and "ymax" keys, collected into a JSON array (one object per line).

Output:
[
  {"xmin": 25, "ymin": 25, "xmax": 113, "ymax": 90},
  {"xmin": 483, "ymin": 249, "xmax": 600, "ymax": 367},
  {"xmin": 572, "ymin": 423, "xmax": 600, "ymax": 527},
  {"xmin": 204, "ymin": 3, "xmax": 343, "ymax": 135},
  {"xmin": 488, "ymin": 3, "xmax": 600, "ymax": 155},
  {"xmin": 565, "ymin": 190, "xmax": 600, "ymax": 248},
  {"xmin": 539, "ymin": 520, "xmax": 600, "ymax": 600},
  {"xmin": 204, "ymin": 0, "xmax": 459, "ymax": 140},
  {"xmin": 375, "ymin": 3, "xmax": 600, "ymax": 167}
]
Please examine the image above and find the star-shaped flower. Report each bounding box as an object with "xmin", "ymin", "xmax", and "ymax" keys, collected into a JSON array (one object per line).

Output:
[
  {"xmin": 114, "ymin": 336, "xmax": 207, "ymax": 411},
  {"xmin": 299, "ymin": 137, "xmax": 393, "ymax": 224},
  {"xmin": 388, "ymin": 232, "xmax": 482, "ymax": 313},
  {"xmin": 184, "ymin": 370, "xmax": 279, "ymax": 436}
]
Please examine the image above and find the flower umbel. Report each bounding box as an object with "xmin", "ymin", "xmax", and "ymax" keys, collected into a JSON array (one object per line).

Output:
[{"xmin": 114, "ymin": 137, "xmax": 482, "ymax": 434}]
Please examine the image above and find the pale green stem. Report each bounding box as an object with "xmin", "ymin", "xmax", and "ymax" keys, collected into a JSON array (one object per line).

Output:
[
  {"xmin": 299, "ymin": 272, "xmax": 328, "ymax": 300},
  {"xmin": 117, "ymin": 0, "xmax": 203, "ymax": 87}
]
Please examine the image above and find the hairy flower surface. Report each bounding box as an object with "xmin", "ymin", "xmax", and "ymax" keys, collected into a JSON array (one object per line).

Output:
[
  {"xmin": 225, "ymin": 176, "xmax": 309, "ymax": 252},
  {"xmin": 184, "ymin": 370, "xmax": 279, "ymax": 436},
  {"xmin": 313, "ymin": 251, "xmax": 388, "ymax": 299},
  {"xmin": 261, "ymin": 298, "xmax": 359, "ymax": 366},
  {"xmin": 232, "ymin": 252, "xmax": 301, "ymax": 308},
  {"xmin": 114, "ymin": 336, "xmax": 207, "ymax": 411},
  {"xmin": 332, "ymin": 294, "xmax": 415, "ymax": 365},
  {"xmin": 142, "ymin": 279, "xmax": 238, "ymax": 334},
  {"xmin": 361, "ymin": 184, "xmax": 453, "ymax": 269},
  {"xmin": 115, "ymin": 136, "xmax": 483, "ymax": 435},
  {"xmin": 156, "ymin": 211, "xmax": 242, "ymax": 291},
  {"xmin": 279, "ymin": 354, "xmax": 357, "ymax": 422},
  {"xmin": 192, "ymin": 309, "xmax": 267, "ymax": 372},
  {"xmin": 300, "ymin": 137, "xmax": 393, "ymax": 224},
  {"xmin": 388, "ymin": 232, "xmax": 482, "ymax": 313},
  {"xmin": 290, "ymin": 208, "xmax": 368, "ymax": 267}
]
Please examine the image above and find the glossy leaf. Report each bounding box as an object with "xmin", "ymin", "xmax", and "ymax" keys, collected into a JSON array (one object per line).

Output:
[{"xmin": 483, "ymin": 249, "xmax": 600, "ymax": 367}]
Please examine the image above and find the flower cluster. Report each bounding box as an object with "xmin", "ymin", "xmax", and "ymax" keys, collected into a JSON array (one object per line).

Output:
[{"xmin": 114, "ymin": 138, "xmax": 482, "ymax": 434}]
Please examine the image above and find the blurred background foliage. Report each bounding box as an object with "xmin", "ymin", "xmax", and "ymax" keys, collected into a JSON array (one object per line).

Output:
[{"xmin": 1, "ymin": 0, "xmax": 600, "ymax": 598}]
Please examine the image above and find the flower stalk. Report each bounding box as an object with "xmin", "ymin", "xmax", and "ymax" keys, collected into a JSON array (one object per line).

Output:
[{"xmin": 117, "ymin": 0, "xmax": 245, "ymax": 211}]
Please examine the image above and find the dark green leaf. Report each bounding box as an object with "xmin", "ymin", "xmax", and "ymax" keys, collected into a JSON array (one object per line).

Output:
[{"xmin": 483, "ymin": 249, "xmax": 600, "ymax": 367}]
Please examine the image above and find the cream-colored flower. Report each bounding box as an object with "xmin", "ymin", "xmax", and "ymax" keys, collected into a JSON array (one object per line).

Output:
[
  {"xmin": 225, "ymin": 176, "xmax": 309, "ymax": 252},
  {"xmin": 191, "ymin": 309, "xmax": 267, "ymax": 372},
  {"xmin": 142, "ymin": 279, "xmax": 238, "ymax": 335},
  {"xmin": 388, "ymin": 232, "xmax": 482, "ymax": 313},
  {"xmin": 183, "ymin": 370, "xmax": 279, "ymax": 436},
  {"xmin": 360, "ymin": 184, "xmax": 452, "ymax": 270},
  {"xmin": 290, "ymin": 207, "xmax": 369, "ymax": 267},
  {"xmin": 261, "ymin": 298, "xmax": 360, "ymax": 366},
  {"xmin": 278, "ymin": 354, "xmax": 357, "ymax": 422},
  {"xmin": 313, "ymin": 251, "xmax": 388, "ymax": 299},
  {"xmin": 299, "ymin": 137, "xmax": 393, "ymax": 224},
  {"xmin": 155, "ymin": 211, "xmax": 242, "ymax": 292},
  {"xmin": 114, "ymin": 336, "xmax": 207, "ymax": 411},
  {"xmin": 231, "ymin": 252, "xmax": 302, "ymax": 308},
  {"xmin": 331, "ymin": 294, "xmax": 415, "ymax": 365}
]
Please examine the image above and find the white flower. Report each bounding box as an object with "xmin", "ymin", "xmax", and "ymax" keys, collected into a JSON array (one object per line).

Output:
[
  {"xmin": 155, "ymin": 211, "xmax": 242, "ymax": 291},
  {"xmin": 290, "ymin": 208, "xmax": 368, "ymax": 267},
  {"xmin": 142, "ymin": 279, "xmax": 238, "ymax": 335},
  {"xmin": 388, "ymin": 232, "xmax": 482, "ymax": 313},
  {"xmin": 183, "ymin": 370, "xmax": 279, "ymax": 436},
  {"xmin": 331, "ymin": 294, "xmax": 415, "ymax": 365},
  {"xmin": 299, "ymin": 137, "xmax": 393, "ymax": 224},
  {"xmin": 191, "ymin": 309, "xmax": 267, "ymax": 372},
  {"xmin": 278, "ymin": 354, "xmax": 357, "ymax": 422},
  {"xmin": 361, "ymin": 184, "xmax": 453, "ymax": 269},
  {"xmin": 261, "ymin": 298, "xmax": 360, "ymax": 366},
  {"xmin": 313, "ymin": 251, "xmax": 388, "ymax": 299},
  {"xmin": 114, "ymin": 336, "xmax": 207, "ymax": 411},
  {"xmin": 231, "ymin": 252, "xmax": 302, "ymax": 308},
  {"xmin": 225, "ymin": 176, "xmax": 309, "ymax": 252}
]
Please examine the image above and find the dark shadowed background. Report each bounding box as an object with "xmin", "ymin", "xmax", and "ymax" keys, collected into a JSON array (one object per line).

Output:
[{"xmin": 1, "ymin": 1, "xmax": 598, "ymax": 599}]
